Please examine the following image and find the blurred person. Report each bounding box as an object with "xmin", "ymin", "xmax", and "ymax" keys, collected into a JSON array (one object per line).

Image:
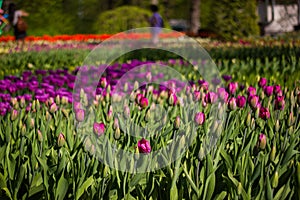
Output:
[
  {"xmin": 8, "ymin": 3, "xmax": 29, "ymax": 49},
  {"xmin": 149, "ymin": 4, "xmax": 163, "ymax": 44},
  {"xmin": 0, "ymin": 8, "xmax": 9, "ymax": 35}
]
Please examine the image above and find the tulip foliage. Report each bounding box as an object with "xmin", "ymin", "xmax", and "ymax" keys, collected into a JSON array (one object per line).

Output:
[{"xmin": 0, "ymin": 53, "xmax": 300, "ymax": 199}]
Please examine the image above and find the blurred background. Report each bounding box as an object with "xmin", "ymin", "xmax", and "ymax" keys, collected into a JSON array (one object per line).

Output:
[{"xmin": 1, "ymin": 0, "xmax": 300, "ymax": 40}]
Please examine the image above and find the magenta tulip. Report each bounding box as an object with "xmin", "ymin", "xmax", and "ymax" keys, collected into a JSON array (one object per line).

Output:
[
  {"xmin": 259, "ymin": 77, "xmax": 267, "ymax": 88},
  {"xmin": 236, "ymin": 95, "xmax": 246, "ymax": 108},
  {"xmin": 259, "ymin": 107, "xmax": 270, "ymax": 120},
  {"xmin": 137, "ymin": 138, "xmax": 151, "ymax": 153},
  {"xmin": 274, "ymin": 96, "xmax": 285, "ymax": 110}
]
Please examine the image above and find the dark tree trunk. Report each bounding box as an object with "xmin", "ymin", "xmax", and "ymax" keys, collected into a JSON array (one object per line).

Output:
[{"xmin": 189, "ymin": 0, "xmax": 200, "ymax": 36}]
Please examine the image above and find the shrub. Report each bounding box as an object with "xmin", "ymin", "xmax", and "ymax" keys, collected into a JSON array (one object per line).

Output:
[
  {"xmin": 93, "ymin": 6, "xmax": 152, "ymax": 34},
  {"xmin": 209, "ymin": 0, "xmax": 260, "ymax": 40}
]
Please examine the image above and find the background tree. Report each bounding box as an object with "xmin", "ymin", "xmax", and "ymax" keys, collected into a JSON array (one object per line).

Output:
[{"xmin": 189, "ymin": 0, "xmax": 200, "ymax": 36}]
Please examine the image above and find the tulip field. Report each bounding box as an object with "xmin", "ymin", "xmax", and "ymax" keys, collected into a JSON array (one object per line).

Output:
[{"xmin": 0, "ymin": 35, "xmax": 300, "ymax": 200}]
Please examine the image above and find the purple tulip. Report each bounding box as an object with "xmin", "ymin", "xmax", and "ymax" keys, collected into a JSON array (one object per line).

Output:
[
  {"xmin": 259, "ymin": 77, "xmax": 267, "ymax": 88},
  {"xmin": 194, "ymin": 112, "xmax": 205, "ymax": 125},
  {"xmin": 236, "ymin": 95, "xmax": 246, "ymax": 108},
  {"xmin": 198, "ymin": 80, "xmax": 209, "ymax": 91},
  {"xmin": 259, "ymin": 134, "xmax": 266, "ymax": 150},
  {"xmin": 205, "ymin": 92, "xmax": 218, "ymax": 104},
  {"xmin": 222, "ymin": 75, "xmax": 232, "ymax": 82},
  {"xmin": 93, "ymin": 122, "xmax": 105, "ymax": 136},
  {"xmin": 228, "ymin": 97, "xmax": 237, "ymax": 110},
  {"xmin": 274, "ymin": 96, "xmax": 285, "ymax": 110},
  {"xmin": 228, "ymin": 82, "xmax": 238, "ymax": 94},
  {"xmin": 75, "ymin": 109, "xmax": 85, "ymax": 122},
  {"xmin": 137, "ymin": 138, "xmax": 151, "ymax": 154},
  {"xmin": 247, "ymin": 86, "xmax": 256, "ymax": 96},
  {"xmin": 259, "ymin": 107, "xmax": 270, "ymax": 120},
  {"xmin": 264, "ymin": 86, "xmax": 273, "ymax": 97},
  {"xmin": 248, "ymin": 95, "xmax": 259, "ymax": 109}
]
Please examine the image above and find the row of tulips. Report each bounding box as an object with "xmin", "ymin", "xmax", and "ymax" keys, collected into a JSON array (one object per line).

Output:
[{"xmin": 0, "ymin": 59, "xmax": 299, "ymax": 199}]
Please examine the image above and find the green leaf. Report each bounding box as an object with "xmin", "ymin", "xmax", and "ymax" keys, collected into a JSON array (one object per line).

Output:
[
  {"xmin": 170, "ymin": 185, "xmax": 178, "ymax": 200},
  {"xmin": 75, "ymin": 176, "xmax": 94, "ymax": 200},
  {"xmin": 55, "ymin": 173, "xmax": 69, "ymax": 200},
  {"xmin": 214, "ymin": 191, "xmax": 227, "ymax": 200},
  {"xmin": 129, "ymin": 174, "xmax": 145, "ymax": 188}
]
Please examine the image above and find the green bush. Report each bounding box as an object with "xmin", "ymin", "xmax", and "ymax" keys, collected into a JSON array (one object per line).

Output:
[
  {"xmin": 209, "ymin": 0, "xmax": 260, "ymax": 40},
  {"xmin": 93, "ymin": 6, "xmax": 152, "ymax": 34}
]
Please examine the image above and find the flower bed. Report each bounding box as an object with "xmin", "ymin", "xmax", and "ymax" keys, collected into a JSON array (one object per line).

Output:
[{"xmin": 0, "ymin": 59, "xmax": 299, "ymax": 199}]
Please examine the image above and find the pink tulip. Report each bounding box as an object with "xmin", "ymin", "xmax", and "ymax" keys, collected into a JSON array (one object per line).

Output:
[
  {"xmin": 194, "ymin": 112, "xmax": 205, "ymax": 125},
  {"xmin": 93, "ymin": 122, "xmax": 105, "ymax": 136}
]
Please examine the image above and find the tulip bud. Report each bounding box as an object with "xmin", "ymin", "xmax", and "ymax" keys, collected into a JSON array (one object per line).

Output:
[
  {"xmin": 32, "ymin": 100, "xmax": 36, "ymax": 110},
  {"xmin": 288, "ymin": 112, "xmax": 295, "ymax": 126},
  {"xmin": 75, "ymin": 109, "xmax": 85, "ymax": 122},
  {"xmin": 113, "ymin": 118, "xmax": 119, "ymax": 130},
  {"xmin": 37, "ymin": 130, "xmax": 43, "ymax": 142},
  {"xmin": 106, "ymin": 109, "xmax": 113, "ymax": 122},
  {"xmin": 174, "ymin": 116, "xmax": 180, "ymax": 129},
  {"xmin": 50, "ymin": 103, "xmax": 57, "ymax": 113},
  {"xmin": 21, "ymin": 124, "xmax": 26, "ymax": 136},
  {"xmin": 20, "ymin": 97, "xmax": 26, "ymax": 108},
  {"xmin": 11, "ymin": 109, "xmax": 18, "ymax": 121},
  {"xmin": 251, "ymin": 118, "xmax": 255, "ymax": 130},
  {"xmin": 275, "ymin": 120, "xmax": 280, "ymax": 132},
  {"xmin": 100, "ymin": 77, "xmax": 107, "ymax": 88},
  {"xmin": 93, "ymin": 122, "xmax": 105, "ymax": 136},
  {"xmin": 124, "ymin": 105, "xmax": 130, "ymax": 119},
  {"xmin": 270, "ymin": 145, "xmax": 276, "ymax": 162},
  {"xmin": 146, "ymin": 72, "xmax": 152, "ymax": 82},
  {"xmin": 297, "ymin": 162, "xmax": 300, "ymax": 186},
  {"xmin": 237, "ymin": 182, "xmax": 243, "ymax": 196},
  {"xmin": 228, "ymin": 97, "xmax": 237, "ymax": 110},
  {"xmin": 55, "ymin": 95, "xmax": 60, "ymax": 105},
  {"xmin": 61, "ymin": 96, "xmax": 68, "ymax": 105},
  {"xmin": 57, "ymin": 133, "xmax": 65, "ymax": 147},
  {"xmin": 134, "ymin": 81, "xmax": 139, "ymax": 91},
  {"xmin": 168, "ymin": 93, "xmax": 177, "ymax": 106},
  {"xmin": 272, "ymin": 171, "xmax": 279, "ymax": 188},
  {"xmin": 198, "ymin": 146, "xmax": 205, "ymax": 161},
  {"xmin": 258, "ymin": 134, "xmax": 266, "ymax": 150},
  {"xmin": 114, "ymin": 127, "xmax": 121, "ymax": 140},
  {"xmin": 124, "ymin": 82, "xmax": 128, "ymax": 92},
  {"xmin": 84, "ymin": 137, "xmax": 92, "ymax": 151},
  {"xmin": 246, "ymin": 112, "xmax": 251, "ymax": 127}
]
